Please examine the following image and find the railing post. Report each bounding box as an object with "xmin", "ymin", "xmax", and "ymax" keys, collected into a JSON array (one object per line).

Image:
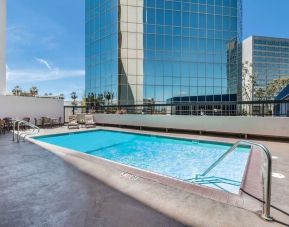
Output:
[
  {"xmin": 258, "ymin": 144, "xmax": 272, "ymax": 221},
  {"xmin": 17, "ymin": 121, "xmax": 20, "ymax": 143},
  {"xmin": 242, "ymin": 141, "xmax": 272, "ymax": 221},
  {"xmin": 13, "ymin": 120, "xmax": 16, "ymax": 141},
  {"xmin": 262, "ymin": 103, "xmax": 265, "ymax": 117}
]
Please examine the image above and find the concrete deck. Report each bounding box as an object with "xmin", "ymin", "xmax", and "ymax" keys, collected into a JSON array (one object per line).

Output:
[
  {"xmin": 0, "ymin": 133, "xmax": 183, "ymax": 227},
  {"xmin": 1, "ymin": 127, "xmax": 289, "ymax": 226}
]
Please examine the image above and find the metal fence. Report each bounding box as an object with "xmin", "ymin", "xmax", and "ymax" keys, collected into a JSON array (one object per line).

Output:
[{"xmin": 64, "ymin": 100, "xmax": 289, "ymax": 122}]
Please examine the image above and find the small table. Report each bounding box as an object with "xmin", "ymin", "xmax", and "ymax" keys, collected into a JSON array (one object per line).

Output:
[{"xmin": 78, "ymin": 121, "xmax": 86, "ymax": 128}]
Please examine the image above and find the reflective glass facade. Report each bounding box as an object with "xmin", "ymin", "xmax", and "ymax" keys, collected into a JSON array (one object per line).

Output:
[
  {"xmin": 86, "ymin": 0, "xmax": 242, "ymax": 104},
  {"xmin": 85, "ymin": 0, "xmax": 118, "ymax": 100},
  {"xmin": 242, "ymin": 36, "xmax": 289, "ymax": 100},
  {"xmin": 253, "ymin": 37, "xmax": 289, "ymax": 90}
]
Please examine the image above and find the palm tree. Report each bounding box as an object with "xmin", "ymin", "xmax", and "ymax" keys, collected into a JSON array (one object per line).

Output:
[
  {"xmin": 92, "ymin": 93, "xmax": 104, "ymax": 107},
  {"xmin": 104, "ymin": 91, "xmax": 114, "ymax": 105},
  {"xmin": 111, "ymin": 92, "xmax": 114, "ymax": 105},
  {"xmin": 12, "ymin": 86, "xmax": 22, "ymax": 96},
  {"xmin": 29, "ymin": 86, "xmax": 39, "ymax": 97},
  {"xmin": 70, "ymin": 92, "xmax": 78, "ymax": 106}
]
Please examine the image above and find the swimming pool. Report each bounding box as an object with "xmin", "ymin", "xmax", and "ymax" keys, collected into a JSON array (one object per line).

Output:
[{"xmin": 35, "ymin": 130, "xmax": 251, "ymax": 194}]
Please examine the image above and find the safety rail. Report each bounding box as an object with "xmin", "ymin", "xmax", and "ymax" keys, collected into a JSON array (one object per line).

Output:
[
  {"xmin": 195, "ymin": 140, "xmax": 272, "ymax": 221},
  {"xmin": 12, "ymin": 120, "xmax": 40, "ymax": 142},
  {"xmin": 197, "ymin": 142, "xmax": 246, "ymax": 177}
]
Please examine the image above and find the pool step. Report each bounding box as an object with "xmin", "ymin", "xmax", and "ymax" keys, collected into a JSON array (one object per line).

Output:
[{"xmin": 186, "ymin": 176, "xmax": 241, "ymax": 187}]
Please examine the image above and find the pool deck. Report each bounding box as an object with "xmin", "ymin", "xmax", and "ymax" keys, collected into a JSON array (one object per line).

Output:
[{"xmin": 1, "ymin": 126, "xmax": 289, "ymax": 226}]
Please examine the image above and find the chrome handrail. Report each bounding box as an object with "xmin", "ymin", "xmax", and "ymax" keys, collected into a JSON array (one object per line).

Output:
[
  {"xmin": 13, "ymin": 120, "xmax": 40, "ymax": 142},
  {"xmin": 197, "ymin": 140, "xmax": 272, "ymax": 221},
  {"xmin": 198, "ymin": 142, "xmax": 241, "ymax": 177},
  {"xmin": 12, "ymin": 119, "xmax": 22, "ymax": 141},
  {"xmin": 12, "ymin": 120, "xmax": 17, "ymax": 141}
]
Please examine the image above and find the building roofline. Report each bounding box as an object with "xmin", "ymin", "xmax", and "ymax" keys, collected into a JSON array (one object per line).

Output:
[{"xmin": 243, "ymin": 35, "xmax": 289, "ymax": 42}]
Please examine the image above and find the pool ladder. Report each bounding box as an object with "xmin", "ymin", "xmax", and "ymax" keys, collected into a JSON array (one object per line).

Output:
[
  {"xmin": 191, "ymin": 140, "xmax": 273, "ymax": 221},
  {"xmin": 12, "ymin": 120, "xmax": 40, "ymax": 142}
]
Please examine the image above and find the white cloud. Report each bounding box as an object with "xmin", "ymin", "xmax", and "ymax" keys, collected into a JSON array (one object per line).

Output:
[
  {"xmin": 35, "ymin": 58, "xmax": 54, "ymax": 71},
  {"xmin": 8, "ymin": 26, "xmax": 35, "ymax": 46},
  {"xmin": 7, "ymin": 67, "xmax": 84, "ymax": 83},
  {"xmin": 7, "ymin": 58, "xmax": 84, "ymax": 83},
  {"xmin": 8, "ymin": 25, "xmax": 59, "ymax": 50}
]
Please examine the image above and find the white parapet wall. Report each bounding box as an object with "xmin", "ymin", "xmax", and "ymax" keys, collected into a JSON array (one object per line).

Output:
[
  {"xmin": 0, "ymin": 95, "xmax": 64, "ymax": 122},
  {"xmin": 0, "ymin": 0, "xmax": 6, "ymax": 95},
  {"xmin": 93, "ymin": 114, "xmax": 289, "ymax": 139}
]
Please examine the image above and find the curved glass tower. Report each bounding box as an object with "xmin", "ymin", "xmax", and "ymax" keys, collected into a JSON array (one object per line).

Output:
[{"xmin": 86, "ymin": 0, "xmax": 242, "ymax": 105}]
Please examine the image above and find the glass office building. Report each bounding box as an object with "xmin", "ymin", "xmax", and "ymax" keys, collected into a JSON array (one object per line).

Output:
[
  {"xmin": 242, "ymin": 36, "xmax": 289, "ymax": 100},
  {"xmin": 86, "ymin": 0, "xmax": 242, "ymax": 105}
]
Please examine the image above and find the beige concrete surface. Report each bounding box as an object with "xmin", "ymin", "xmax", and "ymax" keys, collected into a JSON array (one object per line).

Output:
[{"xmin": 92, "ymin": 114, "xmax": 289, "ymax": 138}]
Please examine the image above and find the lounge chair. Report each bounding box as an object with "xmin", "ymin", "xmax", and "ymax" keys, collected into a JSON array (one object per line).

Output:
[
  {"xmin": 84, "ymin": 115, "xmax": 95, "ymax": 128},
  {"xmin": 68, "ymin": 115, "xmax": 79, "ymax": 129},
  {"xmin": 76, "ymin": 114, "xmax": 85, "ymax": 124}
]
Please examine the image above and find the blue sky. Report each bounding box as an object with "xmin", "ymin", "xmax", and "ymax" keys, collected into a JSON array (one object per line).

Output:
[
  {"xmin": 7, "ymin": 0, "xmax": 85, "ymax": 99},
  {"xmin": 6, "ymin": 0, "xmax": 289, "ymax": 99}
]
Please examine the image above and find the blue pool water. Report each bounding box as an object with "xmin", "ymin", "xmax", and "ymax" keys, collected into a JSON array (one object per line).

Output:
[{"xmin": 35, "ymin": 130, "xmax": 251, "ymax": 194}]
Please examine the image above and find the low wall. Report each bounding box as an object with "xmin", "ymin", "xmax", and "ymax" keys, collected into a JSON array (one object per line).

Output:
[
  {"xmin": 0, "ymin": 95, "xmax": 64, "ymax": 122},
  {"xmin": 93, "ymin": 114, "xmax": 289, "ymax": 139}
]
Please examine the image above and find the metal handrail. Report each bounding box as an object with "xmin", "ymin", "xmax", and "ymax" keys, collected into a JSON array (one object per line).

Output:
[
  {"xmin": 198, "ymin": 142, "xmax": 242, "ymax": 177},
  {"xmin": 18, "ymin": 120, "xmax": 40, "ymax": 142},
  {"xmin": 13, "ymin": 120, "xmax": 40, "ymax": 142},
  {"xmin": 12, "ymin": 120, "xmax": 17, "ymax": 141},
  {"xmin": 197, "ymin": 140, "xmax": 272, "ymax": 221}
]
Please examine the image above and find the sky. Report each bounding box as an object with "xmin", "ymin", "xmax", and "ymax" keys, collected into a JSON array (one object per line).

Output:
[
  {"xmin": 6, "ymin": 0, "xmax": 289, "ymax": 99},
  {"xmin": 6, "ymin": 0, "xmax": 85, "ymax": 99}
]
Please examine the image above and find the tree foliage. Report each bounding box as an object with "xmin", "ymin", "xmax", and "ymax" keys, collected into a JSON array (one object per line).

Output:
[
  {"xmin": 29, "ymin": 86, "xmax": 39, "ymax": 97},
  {"xmin": 242, "ymin": 62, "xmax": 289, "ymax": 100},
  {"xmin": 70, "ymin": 92, "xmax": 78, "ymax": 106},
  {"xmin": 12, "ymin": 86, "xmax": 22, "ymax": 96}
]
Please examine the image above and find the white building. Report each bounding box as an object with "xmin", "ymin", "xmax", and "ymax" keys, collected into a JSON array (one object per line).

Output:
[
  {"xmin": 0, "ymin": 0, "xmax": 6, "ymax": 95},
  {"xmin": 242, "ymin": 36, "xmax": 289, "ymax": 101}
]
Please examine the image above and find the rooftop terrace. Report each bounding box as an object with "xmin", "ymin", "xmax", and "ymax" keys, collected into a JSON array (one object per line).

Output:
[{"xmin": 1, "ymin": 127, "xmax": 289, "ymax": 226}]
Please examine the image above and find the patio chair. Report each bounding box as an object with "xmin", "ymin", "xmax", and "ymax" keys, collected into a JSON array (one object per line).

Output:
[
  {"xmin": 68, "ymin": 115, "xmax": 79, "ymax": 129},
  {"xmin": 23, "ymin": 117, "xmax": 30, "ymax": 122},
  {"xmin": 34, "ymin": 118, "xmax": 43, "ymax": 128},
  {"xmin": 3, "ymin": 118, "xmax": 12, "ymax": 132},
  {"xmin": 51, "ymin": 118, "xmax": 59, "ymax": 128},
  {"xmin": 58, "ymin": 117, "xmax": 63, "ymax": 126},
  {"xmin": 42, "ymin": 117, "xmax": 51, "ymax": 128},
  {"xmin": 22, "ymin": 117, "xmax": 30, "ymax": 130},
  {"xmin": 84, "ymin": 115, "xmax": 95, "ymax": 128},
  {"xmin": 0, "ymin": 119, "xmax": 5, "ymax": 134}
]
